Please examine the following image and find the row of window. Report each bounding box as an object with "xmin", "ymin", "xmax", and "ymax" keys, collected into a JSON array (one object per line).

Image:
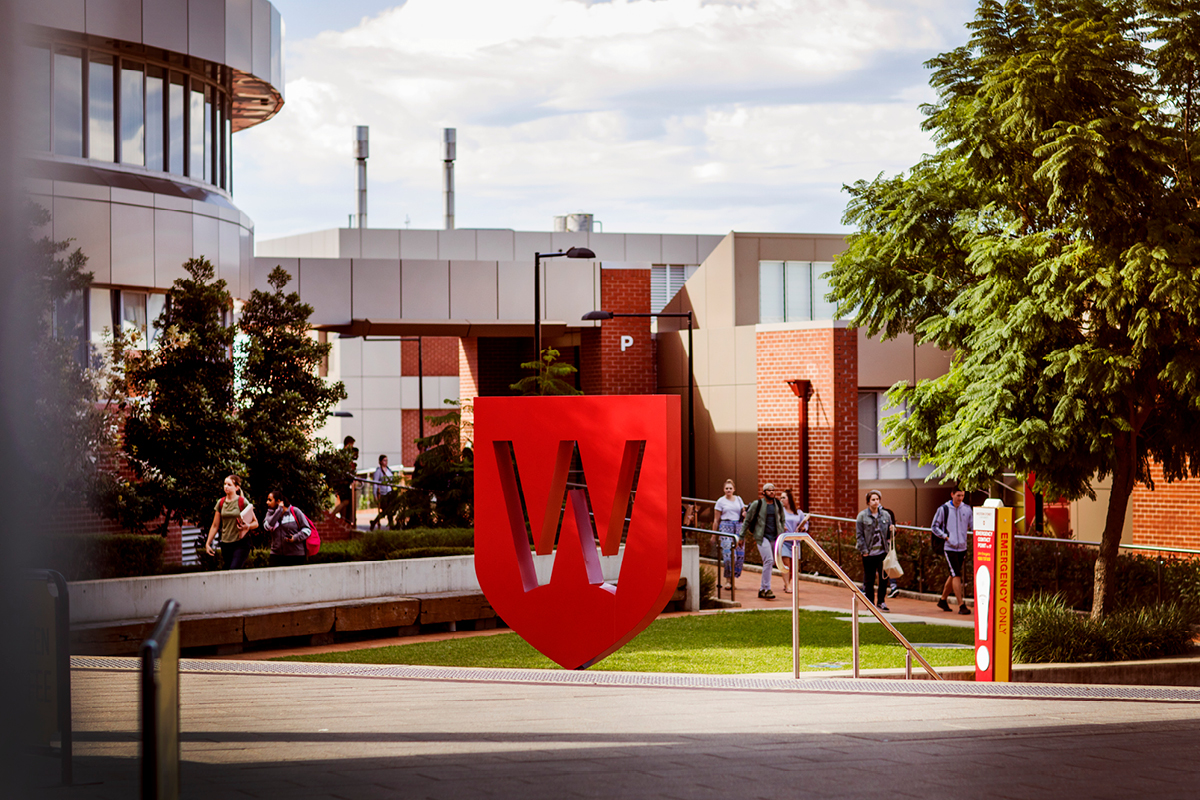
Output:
[
  {"xmin": 858, "ymin": 390, "xmax": 934, "ymax": 481},
  {"xmin": 759, "ymin": 260, "xmax": 841, "ymax": 323},
  {"xmin": 22, "ymin": 42, "xmax": 233, "ymax": 191}
]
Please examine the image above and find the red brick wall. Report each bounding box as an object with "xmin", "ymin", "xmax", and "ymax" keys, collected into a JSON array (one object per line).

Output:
[
  {"xmin": 1131, "ymin": 463, "xmax": 1200, "ymax": 551},
  {"xmin": 404, "ymin": 336, "xmax": 459, "ymax": 376},
  {"xmin": 755, "ymin": 326, "xmax": 858, "ymax": 518},
  {"xmin": 580, "ymin": 269, "xmax": 656, "ymax": 395},
  {"xmin": 458, "ymin": 337, "xmax": 478, "ymax": 448}
]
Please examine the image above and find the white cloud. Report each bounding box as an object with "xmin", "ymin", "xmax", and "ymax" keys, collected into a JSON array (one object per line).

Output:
[{"xmin": 236, "ymin": 0, "xmax": 975, "ymax": 240}]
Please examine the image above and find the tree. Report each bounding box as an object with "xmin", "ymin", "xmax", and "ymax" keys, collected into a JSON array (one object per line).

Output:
[
  {"xmin": 828, "ymin": 0, "xmax": 1200, "ymax": 618},
  {"xmin": 510, "ymin": 347, "xmax": 582, "ymax": 395},
  {"xmin": 122, "ymin": 257, "xmax": 244, "ymax": 531},
  {"xmin": 237, "ymin": 266, "xmax": 346, "ymax": 514},
  {"xmin": 393, "ymin": 403, "xmax": 473, "ymax": 528}
]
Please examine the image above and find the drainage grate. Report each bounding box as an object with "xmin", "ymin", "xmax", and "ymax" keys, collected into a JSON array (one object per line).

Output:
[{"xmin": 70, "ymin": 656, "xmax": 1200, "ymax": 703}]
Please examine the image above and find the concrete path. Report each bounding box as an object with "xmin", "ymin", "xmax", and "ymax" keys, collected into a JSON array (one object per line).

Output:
[{"xmin": 26, "ymin": 662, "xmax": 1200, "ymax": 799}]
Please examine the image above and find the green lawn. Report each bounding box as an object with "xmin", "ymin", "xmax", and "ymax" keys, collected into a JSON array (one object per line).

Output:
[{"xmin": 276, "ymin": 610, "xmax": 976, "ymax": 674}]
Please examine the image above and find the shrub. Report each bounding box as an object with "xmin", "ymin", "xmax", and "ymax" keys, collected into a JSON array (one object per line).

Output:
[
  {"xmin": 1013, "ymin": 594, "xmax": 1196, "ymax": 664},
  {"xmin": 308, "ymin": 540, "xmax": 363, "ymax": 563},
  {"xmin": 362, "ymin": 528, "xmax": 473, "ymax": 560},
  {"xmin": 40, "ymin": 534, "xmax": 165, "ymax": 581},
  {"xmin": 385, "ymin": 547, "xmax": 474, "ymax": 560}
]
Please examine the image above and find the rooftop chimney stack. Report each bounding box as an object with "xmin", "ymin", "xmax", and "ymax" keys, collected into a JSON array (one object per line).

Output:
[
  {"xmin": 443, "ymin": 128, "xmax": 456, "ymax": 230},
  {"xmin": 354, "ymin": 126, "xmax": 369, "ymax": 229}
]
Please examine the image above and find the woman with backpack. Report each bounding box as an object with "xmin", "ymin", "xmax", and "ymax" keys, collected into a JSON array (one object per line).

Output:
[
  {"xmin": 204, "ymin": 474, "xmax": 259, "ymax": 569},
  {"xmin": 262, "ymin": 489, "xmax": 312, "ymax": 567}
]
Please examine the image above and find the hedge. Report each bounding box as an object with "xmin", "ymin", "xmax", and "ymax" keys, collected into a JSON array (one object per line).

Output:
[{"xmin": 40, "ymin": 533, "xmax": 165, "ymax": 581}]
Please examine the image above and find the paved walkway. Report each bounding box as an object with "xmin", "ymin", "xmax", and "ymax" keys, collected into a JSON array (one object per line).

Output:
[{"xmin": 26, "ymin": 661, "xmax": 1200, "ymax": 799}]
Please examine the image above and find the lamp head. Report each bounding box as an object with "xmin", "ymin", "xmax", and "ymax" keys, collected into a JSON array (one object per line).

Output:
[
  {"xmin": 582, "ymin": 310, "xmax": 613, "ymax": 321},
  {"xmin": 565, "ymin": 247, "xmax": 596, "ymax": 259}
]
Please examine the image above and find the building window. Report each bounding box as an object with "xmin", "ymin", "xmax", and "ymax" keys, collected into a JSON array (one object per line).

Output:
[
  {"xmin": 146, "ymin": 67, "xmax": 164, "ymax": 170},
  {"xmin": 858, "ymin": 390, "xmax": 935, "ymax": 481},
  {"xmin": 119, "ymin": 61, "xmax": 145, "ymax": 166},
  {"xmin": 169, "ymin": 72, "xmax": 185, "ymax": 175},
  {"xmin": 189, "ymin": 83, "xmax": 204, "ymax": 179},
  {"xmin": 53, "ymin": 47, "xmax": 83, "ymax": 157},
  {"xmin": 651, "ymin": 264, "xmax": 698, "ymax": 313},
  {"xmin": 115, "ymin": 289, "xmax": 166, "ymax": 350},
  {"xmin": 88, "ymin": 53, "xmax": 115, "ymax": 162},
  {"xmin": 759, "ymin": 261, "xmax": 841, "ymax": 323},
  {"xmin": 54, "ymin": 289, "xmax": 88, "ymax": 365}
]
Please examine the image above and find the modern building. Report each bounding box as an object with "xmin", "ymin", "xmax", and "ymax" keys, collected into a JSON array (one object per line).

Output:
[{"xmin": 22, "ymin": 0, "xmax": 1176, "ymax": 552}]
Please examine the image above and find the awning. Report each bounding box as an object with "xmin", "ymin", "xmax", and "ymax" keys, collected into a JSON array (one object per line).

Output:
[{"xmin": 316, "ymin": 319, "xmax": 572, "ymax": 338}]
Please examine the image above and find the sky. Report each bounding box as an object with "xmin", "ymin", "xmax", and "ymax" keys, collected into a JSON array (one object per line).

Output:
[{"xmin": 236, "ymin": 0, "xmax": 978, "ymax": 243}]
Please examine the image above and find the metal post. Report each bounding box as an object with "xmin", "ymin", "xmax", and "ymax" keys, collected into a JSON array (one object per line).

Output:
[
  {"xmin": 534, "ymin": 252, "xmax": 542, "ymax": 362},
  {"xmin": 443, "ymin": 128, "xmax": 456, "ymax": 230},
  {"xmin": 354, "ymin": 126, "xmax": 369, "ymax": 229},
  {"xmin": 417, "ymin": 336, "xmax": 425, "ymax": 441},
  {"xmin": 792, "ymin": 555, "xmax": 800, "ymax": 679},
  {"xmin": 905, "ymin": 650, "xmax": 913, "ymax": 680},
  {"xmin": 852, "ymin": 594, "xmax": 860, "ymax": 678},
  {"xmin": 686, "ymin": 311, "xmax": 695, "ymax": 500}
]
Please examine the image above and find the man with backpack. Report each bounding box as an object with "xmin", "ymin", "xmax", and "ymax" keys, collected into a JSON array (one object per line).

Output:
[
  {"xmin": 263, "ymin": 489, "xmax": 313, "ymax": 567},
  {"xmin": 932, "ymin": 487, "xmax": 973, "ymax": 615},
  {"xmin": 742, "ymin": 483, "xmax": 786, "ymax": 599}
]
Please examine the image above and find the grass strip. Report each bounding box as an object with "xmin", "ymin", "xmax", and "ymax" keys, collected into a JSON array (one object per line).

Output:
[{"xmin": 276, "ymin": 610, "xmax": 976, "ymax": 674}]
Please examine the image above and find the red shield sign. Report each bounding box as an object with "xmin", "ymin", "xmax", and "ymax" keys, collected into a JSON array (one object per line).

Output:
[{"xmin": 474, "ymin": 395, "xmax": 682, "ymax": 670}]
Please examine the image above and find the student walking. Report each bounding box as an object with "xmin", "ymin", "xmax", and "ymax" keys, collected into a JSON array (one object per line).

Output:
[
  {"xmin": 262, "ymin": 489, "xmax": 312, "ymax": 568},
  {"xmin": 742, "ymin": 483, "xmax": 786, "ymax": 600},
  {"xmin": 778, "ymin": 488, "xmax": 808, "ymax": 593},
  {"xmin": 855, "ymin": 489, "xmax": 893, "ymax": 611},
  {"xmin": 933, "ymin": 487, "xmax": 973, "ymax": 615},
  {"xmin": 711, "ymin": 479, "xmax": 745, "ymax": 589},
  {"xmin": 204, "ymin": 474, "xmax": 259, "ymax": 570}
]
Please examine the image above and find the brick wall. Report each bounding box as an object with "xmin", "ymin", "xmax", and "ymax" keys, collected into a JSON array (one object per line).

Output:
[
  {"xmin": 1131, "ymin": 463, "xmax": 1200, "ymax": 551},
  {"xmin": 404, "ymin": 336, "xmax": 459, "ymax": 376},
  {"xmin": 756, "ymin": 326, "xmax": 858, "ymax": 518},
  {"xmin": 581, "ymin": 269, "xmax": 657, "ymax": 395}
]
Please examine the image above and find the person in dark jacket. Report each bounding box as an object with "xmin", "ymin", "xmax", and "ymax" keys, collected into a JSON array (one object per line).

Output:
[
  {"xmin": 742, "ymin": 483, "xmax": 786, "ymax": 599},
  {"xmin": 262, "ymin": 489, "xmax": 311, "ymax": 568},
  {"xmin": 855, "ymin": 489, "xmax": 893, "ymax": 611}
]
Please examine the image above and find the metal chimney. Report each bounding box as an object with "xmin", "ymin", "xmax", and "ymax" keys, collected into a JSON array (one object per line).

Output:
[
  {"xmin": 443, "ymin": 128, "xmax": 456, "ymax": 230},
  {"xmin": 354, "ymin": 126, "xmax": 369, "ymax": 228}
]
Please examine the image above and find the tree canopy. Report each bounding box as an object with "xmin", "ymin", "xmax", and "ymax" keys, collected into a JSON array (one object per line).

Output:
[{"xmin": 829, "ymin": 0, "xmax": 1200, "ymax": 617}]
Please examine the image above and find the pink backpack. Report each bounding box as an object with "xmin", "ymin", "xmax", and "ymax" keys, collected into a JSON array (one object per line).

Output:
[{"xmin": 294, "ymin": 507, "xmax": 322, "ymax": 557}]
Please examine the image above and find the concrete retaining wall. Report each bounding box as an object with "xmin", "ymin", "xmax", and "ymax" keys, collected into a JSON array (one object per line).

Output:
[{"xmin": 69, "ymin": 545, "xmax": 700, "ymax": 624}]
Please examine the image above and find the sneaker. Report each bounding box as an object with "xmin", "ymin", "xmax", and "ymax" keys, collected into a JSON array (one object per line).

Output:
[
  {"xmin": 758, "ymin": 590, "xmax": 776, "ymax": 599},
  {"xmin": 958, "ymin": 604, "xmax": 972, "ymax": 615},
  {"xmin": 878, "ymin": 603, "xmax": 890, "ymax": 612},
  {"xmin": 887, "ymin": 585, "xmax": 900, "ymax": 598},
  {"xmin": 937, "ymin": 598, "xmax": 951, "ymax": 612}
]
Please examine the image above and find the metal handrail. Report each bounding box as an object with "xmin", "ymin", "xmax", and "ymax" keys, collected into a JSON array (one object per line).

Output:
[
  {"xmin": 774, "ymin": 533, "xmax": 943, "ymax": 682},
  {"xmin": 689, "ymin": 525, "xmax": 740, "ymax": 602}
]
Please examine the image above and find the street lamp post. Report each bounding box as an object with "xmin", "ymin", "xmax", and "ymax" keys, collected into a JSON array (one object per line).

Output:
[
  {"xmin": 534, "ymin": 247, "xmax": 596, "ymax": 362},
  {"xmin": 582, "ymin": 309, "xmax": 695, "ymax": 499}
]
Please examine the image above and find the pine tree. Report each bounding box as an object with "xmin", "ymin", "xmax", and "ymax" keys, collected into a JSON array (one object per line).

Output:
[
  {"xmin": 829, "ymin": 0, "xmax": 1200, "ymax": 617},
  {"xmin": 122, "ymin": 257, "xmax": 244, "ymax": 531},
  {"xmin": 237, "ymin": 266, "xmax": 346, "ymax": 515},
  {"xmin": 510, "ymin": 348, "xmax": 582, "ymax": 395}
]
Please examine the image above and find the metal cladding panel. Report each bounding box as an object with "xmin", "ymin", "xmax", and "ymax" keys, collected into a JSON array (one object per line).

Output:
[
  {"xmin": 476, "ymin": 229, "xmax": 515, "ymax": 261},
  {"xmin": 86, "ymin": 0, "xmax": 142, "ymax": 40},
  {"xmin": 543, "ymin": 260, "xmax": 596, "ymax": 325},
  {"xmin": 497, "ymin": 261, "xmax": 532, "ymax": 321},
  {"xmin": 224, "ymin": 0, "xmax": 254, "ymax": 72},
  {"xmin": 20, "ymin": 0, "xmax": 85, "ymax": 31},
  {"xmin": 143, "ymin": 0, "xmax": 189, "ymax": 53},
  {"xmin": 398, "ymin": 230, "xmax": 438, "ymax": 259},
  {"xmin": 153, "ymin": 208, "xmax": 192, "ymax": 288},
  {"xmin": 188, "ymin": 0, "xmax": 226, "ymax": 62},
  {"xmin": 54, "ymin": 196, "xmax": 111, "ymax": 282},
  {"xmin": 218, "ymin": 219, "xmax": 241, "ymax": 288},
  {"xmin": 437, "ymin": 229, "xmax": 477, "ymax": 260},
  {"xmin": 624, "ymin": 233, "xmax": 662, "ymax": 262},
  {"xmin": 400, "ymin": 260, "xmax": 450, "ymax": 320},
  {"xmin": 661, "ymin": 234, "xmax": 699, "ymax": 265},
  {"xmin": 360, "ymin": 228, "xmax": 400, "ymax": 259},
  {"xmin": 299, "ymin": 258, "xmax": 352, "ymax": 326},
  {"xmin": 360, "ymin": 339, "xmax": 400, "ymax": 377},
  {"xmin": 449, "ymin": 261, "xmax": 498, "ymax": 320},
  {"xmin": 250, "ymin": 0, "xmax": 271, "ymax": 81},
  {"xmin": 110, "ymin": 202, "xmax": 155, "ymax": 286},
  {"xmin": 191, "ymin": 212, "xmax": 220, "ymax": 263},
  {"xmin": 239, "ymin": 226, "xmax": 252, "ymax": 298},
  {"xmin": 351, "ymin": 258, "xmax": 401, "ymax": 320},
  {"xmin": 270, "ymin": 4, "xmax": 282, "ymax": 90},
  {"xmin": 253, "ymin": 256, "xmax": 294, "ymax": 293}
]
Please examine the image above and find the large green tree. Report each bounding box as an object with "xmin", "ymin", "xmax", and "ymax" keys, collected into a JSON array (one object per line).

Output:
[
  {"xmin": 122, "ymin": 257, "xmax": 244, "ymax": 530},
  {"xmin": 830, "ymin": 0, "xmax": 1200, "ymax": 617},
  {"xmin": 237, "ymin": 265, "xmax": 346, "ymax": 514}
]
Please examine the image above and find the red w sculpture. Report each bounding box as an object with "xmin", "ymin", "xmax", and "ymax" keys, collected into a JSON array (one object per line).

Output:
[{"xmin": 474, "ymin": 395, "xmax": 682, "ymax": 670}]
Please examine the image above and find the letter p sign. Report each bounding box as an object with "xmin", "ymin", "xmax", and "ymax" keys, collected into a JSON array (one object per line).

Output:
[
  {"xmin": 620, "ymin": 335, "xmax": 634, "ymax": 352},
  {"xmin": 474, "ymin": 395, "xmax": 682, "ymax": 669}
]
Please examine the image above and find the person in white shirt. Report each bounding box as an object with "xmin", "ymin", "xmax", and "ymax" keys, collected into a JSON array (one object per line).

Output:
[
  {"xmin": 368, "ymin": 454, "xmax": 397, "ymax": 531},
  {"xmin": 711, "ymin": 479, "xmax": 745, "ymax": 589}
]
